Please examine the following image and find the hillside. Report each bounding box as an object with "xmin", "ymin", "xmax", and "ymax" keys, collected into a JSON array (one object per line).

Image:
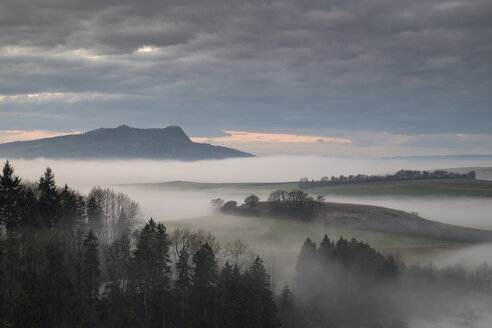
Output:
[
  {"xmin": 166, "ymin": 214, "xmax": 461, "ymax": 251},
  {"xmin": 0, "ymin": 125, "xmax": 254, "ymax": 160},
  {"xmin": 127, "ymin": 178, "xmax": 492, "ymax": 197},
  {"xmin": 224, "ymin": 201, "xmax": 492, "ymax": 243},
  {"xmin": 304, "ymin": 178, "xmax": 492, "ymax": 197}
]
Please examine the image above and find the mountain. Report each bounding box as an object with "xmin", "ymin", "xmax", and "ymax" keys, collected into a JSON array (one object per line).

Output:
[{"xmin": 0, "ymin": 125, "xmax": 254, "ymax": 160}]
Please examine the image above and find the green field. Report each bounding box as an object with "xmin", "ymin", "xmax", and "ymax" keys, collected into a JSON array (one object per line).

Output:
[
  {"xmin": 305, "ymin": 179, "xmax": 492, "ymax": 197},
  {"xmin": 165, "ymin": 213, "xmax": 463, "ymax": 251},
  {"xmin": 165, "ymin": 213, "xmax": 474, "ymax": 285},
  {"xmin": 131, "ymin": 178, "xmax": 492, "ymax": 197}
]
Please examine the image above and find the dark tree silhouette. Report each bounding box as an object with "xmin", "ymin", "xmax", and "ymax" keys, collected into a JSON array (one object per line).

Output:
[
  {"xmin": 0, "ymin": 161, "xmax": 23, "ymax": 229},
  {"xmin": 38, "ymin": 167, "xmax": 59, "ymax": 228}
]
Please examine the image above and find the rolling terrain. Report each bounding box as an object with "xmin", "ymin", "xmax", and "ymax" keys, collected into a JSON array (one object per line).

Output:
[
  {"xmin": 303, "ymin": 178, "xmax": 492, "ymax": 197},
  {"xmin": 224, "ymin": 201, "xmax": 492, "ymax": 243},
  {"xmin": 166, "ymin": 213, "xmax": 462, "ymax": 251},
  {"xmin": 128, "ymin": 178, "xmax": 492, "ymax": 197}
]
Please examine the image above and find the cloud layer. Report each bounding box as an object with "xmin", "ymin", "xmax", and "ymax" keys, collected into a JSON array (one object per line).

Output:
[{"xmin": 0, "ymin": 0, "xmax": 491, "ymax": 139}]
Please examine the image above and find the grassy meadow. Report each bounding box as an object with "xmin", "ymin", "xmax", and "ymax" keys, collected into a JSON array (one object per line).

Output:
[
  {"xmin": 132, "ymin": 178, "xmax": 492, "ymax": 198},
  {"xmin": 165, "ymin": 213, "xmax": 463, "ymax": 252}
]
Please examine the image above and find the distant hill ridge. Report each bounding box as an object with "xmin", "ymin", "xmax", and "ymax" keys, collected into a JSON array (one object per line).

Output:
[{"xmin": 0, "ymin": 125, "xmax": 254, "ymax": 160}]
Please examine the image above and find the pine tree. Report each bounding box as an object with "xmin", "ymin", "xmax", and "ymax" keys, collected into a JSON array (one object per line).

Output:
[
  {"xmin": 82, "ymin": 229, "xmax": 101, "ymax": 300},
  {"xmin": 217, "ymin": 262, "xmax": 236, "ymax": 328},
  {"xmin": 279, "ymin": 284, "xmax": 294, "ymax": 328},
  {"xmin": 41, "ymin": 239, "xmax": 73, "ymax": 327},
  {"xmin": 0, "ymin": 161, "xmax": 23, "ymax": 229},
  {"xmin": 243, "ymin": 256, "xmax": 280, "ymax": 328},
  {"xmin": 38, "ymin": 167, "xmax": 59, "ymax": 228},
  {"xmin": 216, "ymin": 262, "xmax": 246, "ymax": 328},
  {"xmin": 295, "ymin": 238, "xmax": 320, "ymax": 304},
  {"xmin": 19, "ymin": 187, "xmax": 40, "ymax": 227},
  {"xmin": 0, "ymin": 233, "xmax": 5, "ymax": 317},
  {"xmin": 176, "ymin": 248, "xmax": 192, "ymax": 325},
  {"xmin": 296, "ymin": 238, "xmax": 317, "ymax": 277},
  {"xmin": 59, "ymin": 184, "xmax": 76, "ymax": 227},
  {"xmin": 87, "ymin": 194, "xmax": 103, "ymax": 235},
  {"xmin": 104, "ymin": 233, "xmax": 132, "ymax": 293},
  {"xmin": 191, "ymin": 243, "xmax": 218, "ymax": 326},
  {"xmin": 318, "ymin": 234, "xmax": 333, "ymax": 260},
  {"xmin": 59, "ymin": 184, "xmax": 85, "ymax": 227},
  {"xmin": 133, "ymin": 218, "xmax": 171, "ymax": 327}
]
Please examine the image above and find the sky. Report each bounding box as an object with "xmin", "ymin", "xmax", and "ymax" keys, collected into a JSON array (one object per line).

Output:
[{"xmin": 0, "ymin": 0, "xmax": 491, "ymax": 156}]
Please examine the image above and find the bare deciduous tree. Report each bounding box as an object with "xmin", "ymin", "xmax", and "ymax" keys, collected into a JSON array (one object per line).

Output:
[
  {"xmin": 224, "ymin": 239, "xmax": 254, "ymax": 270},
  {"xmin": 88, "ymin": 187, "xmax": 142, "ymax": 244}
]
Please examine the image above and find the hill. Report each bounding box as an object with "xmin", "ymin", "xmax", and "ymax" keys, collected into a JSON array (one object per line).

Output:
[
  {"xmin": 224, "ymin": 201, "xmax": 492, "ymax": 243},
  {"xmin": 303, "ymin": 178, "xmax": 492, "ymax": 197},
  {"xmin": 0, "ymin": 125, "xmax": 254, "ymax": 160},
  {"xmin": 165, "ymin": 214, "xmax": 462, "ymax": 251},
  {"xmin": 127, "ymin": 178, "xmax": 492, "ymax": 197}
]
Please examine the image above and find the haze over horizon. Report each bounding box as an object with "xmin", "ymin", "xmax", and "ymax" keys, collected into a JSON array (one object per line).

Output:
[
  {"xmin": 1, "ymin": 125, "xmax": 492, "ymax": 157},
  {"xmin": 1, "ymin": 0, "xmax": 491, "ymax": 157}
]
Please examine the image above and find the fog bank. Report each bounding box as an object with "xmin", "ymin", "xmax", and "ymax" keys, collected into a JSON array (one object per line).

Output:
[{"xmin": 3, "ymin": 156, "xmax": 491, "ymax": 192}]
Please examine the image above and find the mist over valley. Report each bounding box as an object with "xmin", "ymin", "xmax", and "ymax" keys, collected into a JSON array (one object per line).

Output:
[{"xmin": 2, "ymin": 0, "xmax": 492, "ymax": 324}]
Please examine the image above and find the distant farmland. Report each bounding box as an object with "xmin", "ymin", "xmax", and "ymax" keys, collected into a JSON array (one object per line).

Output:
[
  {"xmin": 304, "ymin": 178, "xmax": 492, "ymax": 197},
  {"xmin": 127, "ymin": 178, "xmax": 492, "ymax": 197}
]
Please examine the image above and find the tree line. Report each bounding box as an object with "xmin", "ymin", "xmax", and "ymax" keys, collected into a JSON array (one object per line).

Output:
[{"xmin": 299, "ymin": 169, "xmax": 476, "ymax": 188}]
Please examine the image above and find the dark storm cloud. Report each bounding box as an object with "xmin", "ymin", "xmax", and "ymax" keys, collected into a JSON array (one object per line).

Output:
[{"xmin": 0, "ymin": 0, "xmax": 491, "ymax": 134}]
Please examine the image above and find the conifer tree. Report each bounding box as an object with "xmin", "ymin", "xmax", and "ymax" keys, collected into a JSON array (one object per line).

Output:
[
  {"xmin": 244, "ymin": 256, "xmax": 280, "ymax": 328},
  {"xmin": 0, "ymin": 161, "xmax": 23, "ymax": 229},
  {"xmin": 295, "ymin": 238, "xmax": 321, "ymax": 304},
  {"xmin": 19, "ymin": 187, "xmax": 40, "ymax": 227},
  {"xmin": 60, "ymin": 184, "xmax": 77, "ymax": 227},
  {"xmin": 217, "ymin": 262, "xmax": 242, "ymax": 328},
  {"xmin": 41, "ymin": 239, "xmax": 73, "ymax": 327},
  {"xmin": 58, "ymin": 184, "xmax": 86, "ymax": 227},
  {"xmin": 279, "ymin": 284, "xmax": 295, "ymax": 328},
  {"xmin": 104, "ymin": 233, "xmax": 132, "ymax": 294},
  {"xmin": 134, "ymin": 218, "xmax": 171, "ymax": 327},
  {"xmin": 38, "ymin": 167, "xmax": 59, "ymax": 228},
  {"xmin": 82, "ymin": 229, "xmax": 101, "ymax": 300},
  {"xmin": 296, "ymin": 238, "xmax": 318, "ymax": 277},
  {"xmin": 87, "ymin": 194, "xmax": 103, "ymax": 235},
  {"xmin": 176, "ymin": 248, "xmax": 192, "ymax": 325},
  {"xmin": 318, "ymin": 234, "xmax": 333, "ymax": 260},
  {"xmin": 191, "ymin": 243, "xmax": 218, "ymax": 326}
]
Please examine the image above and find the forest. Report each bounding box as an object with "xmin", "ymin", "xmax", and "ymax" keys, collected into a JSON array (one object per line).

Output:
[{"xmin": 2, "ymin": 161, "xmax": 492, "ymax": 328}]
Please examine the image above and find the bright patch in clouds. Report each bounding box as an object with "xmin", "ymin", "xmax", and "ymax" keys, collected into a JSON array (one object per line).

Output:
[
  {"xmin": 0, "ymin": 92, "xmax": 65, "ymax": 102},
  {"xmin": 137, "ymin": 46, "xmax": 158, "ymax": 53},
  {"xmin": 191, "ymin": 131, "xmax": 352, "ymax": 144},
  {"xmin": 0, "ymin": 130, "xmax": 82, "ymax": 144}
]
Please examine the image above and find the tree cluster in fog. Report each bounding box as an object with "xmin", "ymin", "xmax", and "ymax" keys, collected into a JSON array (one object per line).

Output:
[
  {"xmin": 0, "ymin": 160, "xmax": 142, "ymax": 243},
  {"xmin": 217, "ymin": 191, "xmax": 325, "ymax": 218},
  {"xmin": 267, "ymin": 190, "xmax": 324, "ymax": 211},
  {"xmin": 299, "ymin": 169, "xmax": 477, "ymax": 188}
]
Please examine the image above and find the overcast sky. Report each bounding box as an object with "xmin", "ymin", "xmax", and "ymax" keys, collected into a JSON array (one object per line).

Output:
[{"xmin": 0, "ymin": 0, "xmax": 491, "ymax": 155}]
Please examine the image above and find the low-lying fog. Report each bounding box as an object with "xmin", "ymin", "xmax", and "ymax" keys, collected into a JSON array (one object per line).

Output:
[
  {"xmin": 5, "ymin": 155, "xmax": 492, "ymax": 190},
  {"xmin": 5, "ymin": 156, "xmax": 490, "ymax": 221},
  {"xmin": 4, "ymin": 155, "xmax": 492, "ymax": 269},
  {"xmin": 4, "ymin": 155, "xmax": 492, "ymax": 326}
]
